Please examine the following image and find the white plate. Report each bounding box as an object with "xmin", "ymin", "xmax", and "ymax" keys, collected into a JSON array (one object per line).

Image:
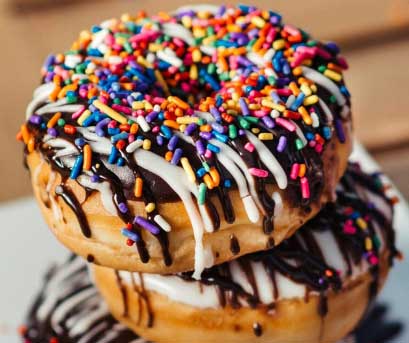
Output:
[{"xmin": 0, "ymin": 143, "xmax": 408, "ymax": 343}]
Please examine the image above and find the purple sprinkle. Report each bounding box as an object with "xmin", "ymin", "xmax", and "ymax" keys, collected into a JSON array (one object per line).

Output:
[
  {"xmin": 270, "ymin": 91, "xmax": 281, "ymax": 103},
  {"xmin": 91, "ymin": 174, "xmax": 100, "ymax": 183},
  {"xmin": 95, "ymin": 118, "xmax": 111, "ymax": 137},
  {"xmin": 335, "ymin": 119, "xmax": 346, "ymax": 143},
  {"xmin": 261, "ymin": 116, "xmax": 275, "ymax": 128},
  {"xmin": 167, "ymin": 135, "xmax": 179, "ymax": 151},
  {"xmin": 29, "ymin": 115, "xmax": 42, "ymax": 125},
  {"xmin": 171, "ymin": 148, "xmax": 183, "ymax": 165},
  {"xmin": 118, "ymin": 202, "xmax": 128, "ymax": 214},
  {"xmin": 239, "ymin": 97, "xmax": 250, "ymax": 116},
  {"xmin": 318, "ymin": 278, "xmax": 324, "ymax": 285},
  {"xmin": 156, "ymin": 135, "xmax": 164, "ymax": 146},
  {"xmin": 184, "ymin": 123, "xmax": 197, "ymax": 136},
  {"xmin": 238, "ymin": 129, "xmax": 246, "ymax": 136},
  {"xmin": 209, "ymin": 106, "xmax": 221, "ymax": 121},
  {"xmin": 146, "ymin": 111, "xmax": 159, "ymax": 123},
  {"xmin": 47, "ymin": 127, "xmax": 58, "ymax": 137},
  {"xmin": 277, "ymin": 136, "xmax": 287, "ymax": 152},
  {"xmin": 195, "ymin": 140, "xmax": 205, "ymax": 155},
  {"xmin": 237, "ymin": 55, "xmax": 252, "ymax": 67},
  {"xmin": 199, "ymin": 131, "xmax": 212, "ymax": 140},
  {"xmin": 134, "ymin": 216, "xmax": 160, "ymax": 235},
  {"xmin": 211, "ymin": 122, "xmax": 225, "ymax": 133}
]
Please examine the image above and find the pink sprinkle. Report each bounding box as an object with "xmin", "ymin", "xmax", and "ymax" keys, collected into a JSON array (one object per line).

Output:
[
  {"xmin": 309, "ymin": 140, "xmax": 316, "ymax": 148},
  {"xmin": 249, "ymin": 168, "xmax": 269, "ymax": 178},
  {"xmin": 369, "ymin": 255, "xmax": 379, "ymax": 265},
  {"xmin": 112, "ymin": 104, "xmax": 132, "ymax": 115},
  {"xmin": 275, "ymin": 118, "xmax": 296, "ymax": 132},
  {"xmin": 283, "ymin": 24, "xmax": 300, "ymax": 36},
  {"xmin": 244, "ymin": 142, "xmax": 255, "ymax": 152},
  {"xmin": 128, "ymin": 134, "xmax": 135, "ymax": 143},
  {"xmin": 290, "ymin": 163, "xmax": 300, "ymax": 180},
  {"xmin": 343, "ymin": 224, "xmax": 356, "ymax": 235},
  {"xmin": 276, "ymin": 88, "xmax": 292, "ymax": 97},
  {"xmin": 152, "ymin": 126, "xmax": 160, "ymax": 133},
  {"xmin": 108, "ymin": 120, "xmax": 117, "ymax": 129},
  {"xmin": 253, "ymin": 110, "xmax": 269, "ymax": 117},
  {"xmin": 315, "ymin": 143, "xmax": 323, "ymax": 153},
  {"xmin": 71, "ymin": 106, "xmax": 85, "ymax": 120},
  {"xmin": 204, "ymin": 149, "xmax": 212, "ymax": 159},
  {"xmin": 300, "ymin": 177, "xmax": 310, "ymax": 199}
]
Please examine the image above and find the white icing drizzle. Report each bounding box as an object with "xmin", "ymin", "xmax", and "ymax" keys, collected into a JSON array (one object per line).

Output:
[
  {"xmin": 175, "ymin": 4, "xmax": 219, "ymax": 14},
  {"xmin": 162, "ymin": 22, "xmax": 195, "ymax": 46},
  {"xmin": 26, "ymin": 83, "xmax": 54, "ymax": 119}
]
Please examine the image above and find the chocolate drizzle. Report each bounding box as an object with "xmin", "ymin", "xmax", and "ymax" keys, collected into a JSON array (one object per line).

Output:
[
  {"xmin": 55, "ymin": 184, "xmax": 91, "ymax": 238},
  {"xmin": 174, "ymin": 163, "xmax": 397, "ymax": 317}
]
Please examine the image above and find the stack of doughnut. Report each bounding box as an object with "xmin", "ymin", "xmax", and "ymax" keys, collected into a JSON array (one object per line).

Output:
[{"xmin": 18, "ymin": 4, "xmax": 400, "ymax": 343}]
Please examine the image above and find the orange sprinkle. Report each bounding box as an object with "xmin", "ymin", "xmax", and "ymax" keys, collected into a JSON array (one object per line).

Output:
[
  {"xmin": 27, "ymin": 136, "xmax": 35, "ymax": 153},
  {"xmin": 134, "ymin": 177, "xmax": 143, "ymax": 198},
  {"xmin": 165, "ymin": 151, "xmax": 173, "ymax": 161},
  {"xmin": 289, "ymin": 81, "xmax": 300, "ymax": 96},
  {"xmin": 298, "ymin": 164, "xmax": 306, "ymax": 178},
  {"xmin": 209, "ymin": 168, "xmax": 220, "ymax": 187},
  {"xmin": 200, "ymin": 124, "xmax": 212, "ymax": 132},
  {"xmin": 163, "ymin": 120, "xmax": 179, "ymax": 130},
  {"xmin": 20, "ymin": 124, "xmax": 30, "ymax": 144},
  {"xmin": 49, "ymin": 85, "xmax": 61, "ymax": 102},
  {"xmin": 298, "ymin": 106, "xmax": 312, "ymax": 125},
  {"xmin": 47, "ymin": 112, "xmax": 62, "ymax": 128},
  {"xmin": 203, "ymin": 174, "xmax": 215, "ymax": 189},
  {"xmin": 130, "ymin": 123, "xmax": 139, "ymax": 134},
  {"xmin": 83, "ymin": 144, "xmax": 92, "ymax": 171}
]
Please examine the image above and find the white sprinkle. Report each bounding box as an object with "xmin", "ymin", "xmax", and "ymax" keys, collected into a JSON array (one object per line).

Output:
[
  {"xmin": 108, "ymin": 56, "xmax": 123, "ymax": 65},
  {"xmin": 157, "ymin": 50, "xmax": 183, "ymax": 68},
  {"xmin": 64, "ymin": 55, "xmax": 82, "ymax": 69},
  {"xmin": 263, "ymin": 48, "xmax": 276, "ymax": 62},
  {"xmin": 286, "ymin": 94, "xmax": 296, "ymax": 108},
  {"xmin": 311, "ymin": 112, "xmax": 320, "ymax": 128},
  {"xmin": 154, "ymin": 215, "xmax": 171, "ymax": 232},
  {"xmin": 270, "ymin": 109, "xmax": 280, "ymax": 118},
  {"xmin": 136, "ymin": 115, "xmax": 150, "ymax": 132},
  {"xmin": 125, "ymin": 140, "xmax": 143, "ymax": 153}
]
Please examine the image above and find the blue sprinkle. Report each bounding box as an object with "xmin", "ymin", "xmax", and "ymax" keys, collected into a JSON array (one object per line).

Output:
[
  {"xmin": 82, "ymin": 113, "xmax": 96, "ymax": 127},
  {"xmin": 121, "ymin": 228, "xmax": 140, "ymax": 242},
  {"xmin": 167, "ymin": 135, "xmax": 179, "ymax": 151},
  {"xmin": 108, "ymin": 147, "xmax": 119, "ymax": 164},
  {"xmin": 156, "ymin": 135, "xmax": 164, "ymax": 146},
  {"xmin": 107, "ymin": 127, "xmax": 120, "ymax": 135},
  {"xmin": 70, "ymin": 155, "xmax": 83, "ymax": 179},
  {"xmin": 290, "ymin": 92, "xmax": 306, "ymax": 111},
  {"xmin": 224, "ymin": 179, "xmax": 232, "ymax": 188},
  {"xmin": 213, "ymin": 132, "xmax": 228, "ymax": 143},
  {"xmin": 196, "ymin": 167, "xmax": 206, "ymax": 177},
  {"xmin": 305, "ymin": 132, "xmax": 315, "ymax": 141},
  {"xmin": 111, "ymin": 132, "xmax": 129, "ymax": 143},
  {"xmin": 75, "ymin": 138, "xmax": 85, "ymax": 147},
  {"xmin": 160, "ymin": 125, "xmax": 172, "ymax": 139},
  {"xmin": 207, "ymin": 143, "xmax": 220, "ymax": 153},
  {"xmin": 117, "ymin": 157, "xmax": 125, "ymax": 167},
  {"xmin": 322, "ymin": 126, "xmax": 332, "ymax": 139}
]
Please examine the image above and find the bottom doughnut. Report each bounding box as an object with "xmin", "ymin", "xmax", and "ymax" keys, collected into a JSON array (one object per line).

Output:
[
  {"xmin": 20, "ymin": 255, "xmax": 401, "ymax": 343},
  {"xmin": 92, "ymin": 163, "xmax": 398, "ymax": 343}
]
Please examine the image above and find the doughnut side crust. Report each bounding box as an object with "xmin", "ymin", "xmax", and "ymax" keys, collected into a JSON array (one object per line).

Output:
[
  {"xmin": 27, "ymin": 123, "xmax": 351, "ymax": 274},
  {"xmin": 91, "ymin": 250, "xmax": 390, "ymax": 343}
]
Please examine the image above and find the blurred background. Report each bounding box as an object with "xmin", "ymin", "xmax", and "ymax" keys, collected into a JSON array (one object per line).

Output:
[{"xmin": 1, "ymin": 0, "xmax": 409, "ymax": 201}]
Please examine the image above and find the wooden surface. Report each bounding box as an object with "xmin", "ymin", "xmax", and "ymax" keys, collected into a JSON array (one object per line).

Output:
[{"xmin": 0, "ymin": 0, "xmax": 408, "ymax": 201}]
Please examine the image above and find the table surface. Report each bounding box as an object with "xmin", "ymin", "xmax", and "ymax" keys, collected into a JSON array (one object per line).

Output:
[{"xmin": 0, "ymin": 144, "xmax": 408, "ymax": 343}]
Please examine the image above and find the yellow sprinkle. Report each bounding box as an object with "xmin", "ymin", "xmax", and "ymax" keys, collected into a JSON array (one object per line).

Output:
[
  {"xmin": 300, "ymin": 83, "xmax": 312, "ymax": 96},
  {"xmin": 324, "ymin": 69, "xmax": 342, "ymax": 82},
  {"xmin": 179, "ymin": 124, "xmax": 186, "ymax": 132},
  {"xmin": 365, "ymin": 237, "xmax": 373, "ymax": 251},
  {"xmin": 142, "ymin": 139, "xmax": 151, "ymax": 150},
  {"xmin": 154, "ymin": 70, "xmax": 170, "ymax": 96},
  {"xmin": 181, "ymin": 157, "xmax": 196, "ymax": 183},
  {"xmin": 176, "ymin": 116, "xmax": 199, "ymax": 124},
  {"xmin": 261, "ymin": 99, "xmax": 285, "ymax": 112},
  {"xmin": 47, "ymin": 112, "xmax": 62, "ymax": 128},
  {"xmin": 272, "ymin": 39, "xmax": 285, "ymax": 50},
  {"xmin": 310, "ymin": 84, "xmax": 318, "ymax": 93},
  {"xmin": 145, "ymin": 202, "xmax": 156, "ymax": 213},
  {"xmin": 144, "ymin": 101, "xmax": 153, "ymax": 111},
  {"xmin": 181, "ymin": 15, "xmax": 192, "ymax": 28},
  {"xmin": 251, "ymin": 16, "xmax": 266, "ymax": 28},
  {"xmin": 258, "ymin": 132, "xmax": 274, "ymax": 140},
  {"xmin": 251, "ymin": 127, "xmax": 260, "ymax": 134},
  {"xmin": 77, "ymin": 109, "xmax": 91, "ymax": 126},
  {"xmin": 190, "ymin": 64, "xmax": 198, "ymax": 80},
  {"xmin": 298, "ymin": 106, "xmax": 313, "ymax": 125},
  {"xmin": 132, "ymin": 101, "xmax": 145, "ymax": 110},
  {"xmin": 249, "ymin": 103, "xmax": 261, "ymax": 110},
  {"xmin": 93, "ymin": 100, "xmax": 127, "ymax": 124},
  {"xmin": 356, "ymin": 218, "xmax": 368, "ymax": 230},
  {"xmin": 192, "ymin": 49, "xmax": 202, "ymax": 62},
  {"xmin": 303, "ymin": 95, "xmax": 319, "ymax": 106}
]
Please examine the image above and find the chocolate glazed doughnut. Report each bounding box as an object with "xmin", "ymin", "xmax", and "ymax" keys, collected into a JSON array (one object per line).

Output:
[
  {"xmin": 92, "ymin": 163, "xmax": 399, "ymax": 343},
  {"xmin": 19, "ymin": 4, "xmax": 352, "ymax": 277}
]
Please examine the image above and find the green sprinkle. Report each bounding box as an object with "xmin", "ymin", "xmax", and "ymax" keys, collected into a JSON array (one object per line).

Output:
[
  {"xmin": 57, "ymin": 118, "xmax": 66, "ymax": 127},
  {"xmin": 66, "ymin": 94, "xmax": 77, "ymax": 103},
  {"xmin": 244, "ymin": 116, "xmax": 259, "ymax": 124},
  {"xmin": 330, "ymin": 95, "xmax": 337, "ymax": 103},
  {"xmin": 202, "ymin": 161, "xmax": 210, "ymax": 172},
  {"xmin": 238, "ymin": 117, "xmax": 250, "ymax": 129},
  {"xmin": 267, "ymin": 76, "xmax": 276, "ymax": 85},
  {"xmin": 198, "ymin": 183, "xmax": 207, "ymax": 205},
  {"xmin": 295, "ymin": 138, "xmax": 304, "ymax": 150},
  {"xmin": 207, "ymin": 63, "xmax": 216, "ymax": 74},
  {"xmin": 318, "ymin": 65, "xmax": 326, "ymax": 73},
  {"xmin": 228, "ymin": 124, "xmax": 237, "ymax": 139}
]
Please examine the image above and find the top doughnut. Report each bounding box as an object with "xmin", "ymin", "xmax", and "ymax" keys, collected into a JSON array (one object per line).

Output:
[{"xmin": 20, "ymin": 4, "xmax": 352, "ymax": 277}]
